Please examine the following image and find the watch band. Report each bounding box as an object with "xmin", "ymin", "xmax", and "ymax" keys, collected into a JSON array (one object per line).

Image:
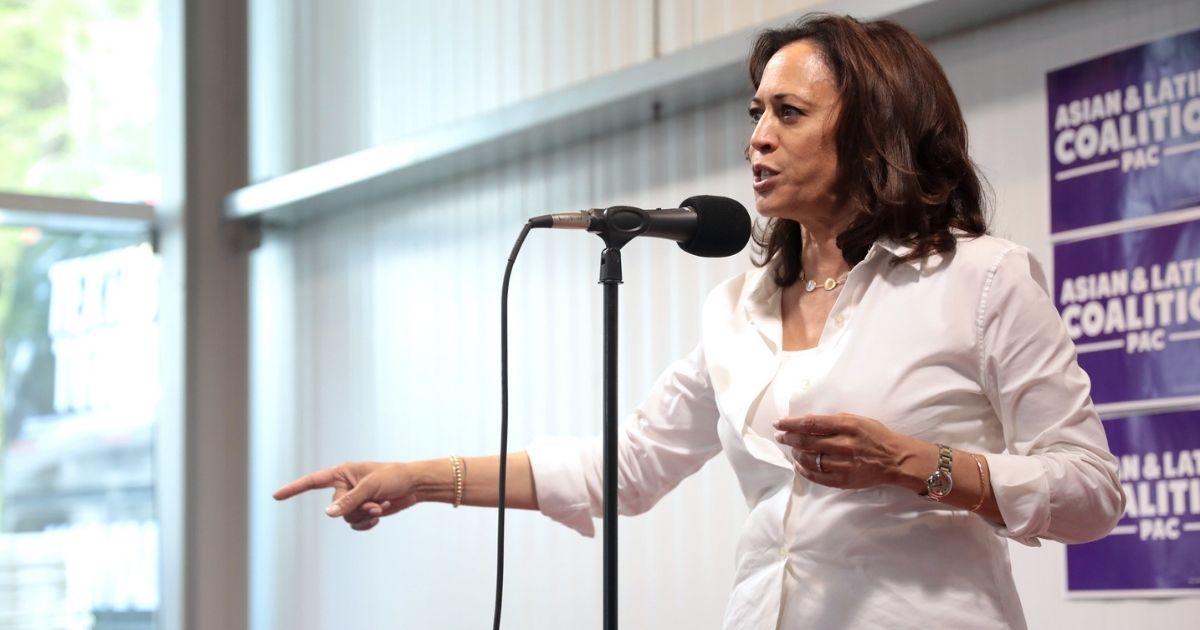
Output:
[{"xmin": 922, "ymin": 444, "xmax": 954, "ymax": 501}]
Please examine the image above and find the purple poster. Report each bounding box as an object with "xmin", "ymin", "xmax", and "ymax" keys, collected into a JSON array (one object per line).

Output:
[
  {"xmin": 1052, "ymin": 29, "xmax": 1200, "ymax": 598},
  {"xmin": 1053, "ymin": 220, "xmax": 1200, "ymax": 407},
  {"xmin": 1047, "ymin": 29, "xmax": 1200, "ymax": 234},
  {"xmin": 1066, "ymin": 410, "xmax": 1200, "ymax": 595}
]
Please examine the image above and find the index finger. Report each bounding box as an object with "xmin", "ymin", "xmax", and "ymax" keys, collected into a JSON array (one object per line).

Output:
[
  {"xmin": 773, "ymin": 414, "xmax": 845, "ymax": 435},
  {"xmin": 273, "ymin": 468, "xmax": 342, "ymax": 501}
]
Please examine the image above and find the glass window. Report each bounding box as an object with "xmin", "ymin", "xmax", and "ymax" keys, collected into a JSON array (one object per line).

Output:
[
  {"xmin": 0, "ymin": 0, "xmax": 168, "ymax": 627},
  {"xmin": 0, "ymin": 0, "xmax": 161, "ymax": 202},
  {"xmin": 0, "ymin": 224, "xmax": 158, "ymax": 629}
]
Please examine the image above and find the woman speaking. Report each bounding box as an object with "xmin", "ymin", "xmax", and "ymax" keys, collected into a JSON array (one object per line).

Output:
[{"xmin": 274, "ymin": 14, "xmax": 1124, "ymax": 629}]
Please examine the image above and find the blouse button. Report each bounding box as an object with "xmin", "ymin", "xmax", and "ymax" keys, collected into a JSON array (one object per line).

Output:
[
  {"xmin": 800, "ymin": 379, "xmax": 811, "ymax": 391},
  {"xmin": 834, "ymin": 313, "xmax": 846, "ymax": 327},
  {"xmin": 779, "ymin": 546, "xmax": 788, "ymax": 559}
]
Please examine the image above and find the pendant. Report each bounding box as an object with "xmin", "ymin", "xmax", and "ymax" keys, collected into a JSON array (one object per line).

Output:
[{"xmin": 802, "ymin": 269, "xmax": 849, "ymax": 293}]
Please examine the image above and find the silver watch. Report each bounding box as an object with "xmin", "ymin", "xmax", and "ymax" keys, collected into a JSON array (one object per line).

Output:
[{"xmin": 923, "ymin": 444, "xmax": 954, "ymax": 501}]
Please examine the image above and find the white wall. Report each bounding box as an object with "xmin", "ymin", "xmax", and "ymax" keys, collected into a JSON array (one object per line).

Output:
[
  {"xmin": 252, "ymin": 97, "xmax": 756, "ymax": 630},
  {"xmin": 248, "ymin": 0, "xmax": 825, "ymax": 178},
  {"xmin": 249, "ymin": 1, "xmax": 1200, "ymax": 628}
]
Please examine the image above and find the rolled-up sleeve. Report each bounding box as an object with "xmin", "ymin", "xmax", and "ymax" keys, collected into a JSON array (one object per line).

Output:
[
  {"xmin": 526, "ymin": 344, "xmax": 724, "ymax": 537},
  {"xmin": 978, "ymin": 246, "xmax": 1125, "ymax": 546}
]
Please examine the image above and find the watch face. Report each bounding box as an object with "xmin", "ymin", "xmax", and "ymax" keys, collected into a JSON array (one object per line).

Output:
[{"xmin": 927, "ymin": 470, "xmax": 953, "ymax": 499}]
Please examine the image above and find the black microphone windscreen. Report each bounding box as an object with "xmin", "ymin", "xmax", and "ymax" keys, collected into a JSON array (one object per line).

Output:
[{"xmin": 677, "ymin": 196, "xmax": 752, "ymax": 258}]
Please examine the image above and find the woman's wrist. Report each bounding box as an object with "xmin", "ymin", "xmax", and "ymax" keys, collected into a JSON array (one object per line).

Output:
[
  {"xmin": 889, "ymin": 437, "xmax": 938, "ymax": 494},
  {"xmin": 408, "ymin": 459, "xmax": 455, "ymax": 504},
  {"xmin": 888, "ymin": 441, "xmax": 997, "ymax": 518}
]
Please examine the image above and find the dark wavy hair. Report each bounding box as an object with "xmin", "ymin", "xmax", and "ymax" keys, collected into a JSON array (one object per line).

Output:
[{"xmin": 748, "ymin": 14, "xmax": 989, "ymax": 286}]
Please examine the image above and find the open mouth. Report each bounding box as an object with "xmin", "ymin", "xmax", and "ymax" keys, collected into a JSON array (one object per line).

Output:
[
  {"xmin": 752, "ymin": 164, "xmax": 779, "ymax": 191},
  {"xmin": 753, "ymin": 164, "xmax": 778, "ymax": 182}
]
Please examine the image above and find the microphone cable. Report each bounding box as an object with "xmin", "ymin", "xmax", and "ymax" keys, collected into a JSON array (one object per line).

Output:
[{"xmin": 494, "ymin": 220, "xmax": 533, "ymax": 630}]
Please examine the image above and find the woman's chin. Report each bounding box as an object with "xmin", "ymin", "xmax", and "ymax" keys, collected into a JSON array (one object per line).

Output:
[
  {"xmin": 754, "ymin": 200, "xmax": 793, "ymax": 221},
  {"xmin": 753, "ymin": 197, "xmax": 779, "ymax": 217}
]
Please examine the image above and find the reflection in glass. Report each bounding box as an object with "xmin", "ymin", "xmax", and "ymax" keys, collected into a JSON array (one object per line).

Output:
[{"xmin": 0, "ymin": 225, "xmax": 158, "ymax": 629}]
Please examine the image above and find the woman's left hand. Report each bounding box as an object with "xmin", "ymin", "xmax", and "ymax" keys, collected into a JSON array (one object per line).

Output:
[{"xmin": 774, "ymin": 413, "xmax": 928, "ymax": 490}]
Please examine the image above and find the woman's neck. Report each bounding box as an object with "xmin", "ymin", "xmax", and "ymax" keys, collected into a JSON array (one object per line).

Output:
[{"xmin": 799, "ymin": 221, "xmax": 852, "ymax": 281}]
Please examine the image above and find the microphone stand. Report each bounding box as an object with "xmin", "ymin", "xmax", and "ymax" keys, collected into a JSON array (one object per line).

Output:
[
  {"xmin": 598, "ymin": 245, "xmax": 622, "ymax": 630},
  {"xmin": 528, "ymin": 199, "xmax": 746, "ymax": 630}
]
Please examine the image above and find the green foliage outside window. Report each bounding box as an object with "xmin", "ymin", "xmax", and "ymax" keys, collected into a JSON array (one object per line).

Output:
[{"xmin": 0, "ymin": 0, "xmax": 158, "ymax": 201}]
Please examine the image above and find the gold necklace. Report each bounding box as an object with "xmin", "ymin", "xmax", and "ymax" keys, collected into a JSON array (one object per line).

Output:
[{"xmin": 801, "ymin": 269, "xmax": 849, "ymax": 292}]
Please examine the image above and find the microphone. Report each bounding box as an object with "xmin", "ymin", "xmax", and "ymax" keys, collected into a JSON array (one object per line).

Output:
[{"xmin": 528, "ymin": 195, "xmax": 751, "ymax": 258}]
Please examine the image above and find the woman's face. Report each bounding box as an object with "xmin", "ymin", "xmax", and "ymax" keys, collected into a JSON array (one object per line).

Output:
[{"xmin": 748, "ymin": 40, "xmax": 844, "ymax": 223}]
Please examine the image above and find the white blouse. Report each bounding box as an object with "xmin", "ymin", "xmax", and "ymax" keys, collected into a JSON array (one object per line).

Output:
[{"xmin": 526, "ymin": 234, "xmax": 1124, "ymax": 629}]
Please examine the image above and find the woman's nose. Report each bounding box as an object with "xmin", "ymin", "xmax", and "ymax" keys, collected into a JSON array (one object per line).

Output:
[{"xmin": 749, "ymin": 119, "xmax": 776, "ymax": 154}]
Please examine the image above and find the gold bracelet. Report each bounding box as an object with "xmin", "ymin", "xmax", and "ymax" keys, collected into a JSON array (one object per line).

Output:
[
  {"xmin": 450, "ymin": 456, "xmax": 464, "ymax": 508},
  {"xmin": 969, "ymin": 454, "xmax": 988, "ymax": 513}
]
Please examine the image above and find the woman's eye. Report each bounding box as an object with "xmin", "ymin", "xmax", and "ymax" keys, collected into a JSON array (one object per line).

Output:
[
  {"xmin": 780, "ymin": 105, "xmax": 802, "ymax": 119},
  {"xmin": 748, "ymin": 107, "xmax": 763, "ymax": 123}
]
